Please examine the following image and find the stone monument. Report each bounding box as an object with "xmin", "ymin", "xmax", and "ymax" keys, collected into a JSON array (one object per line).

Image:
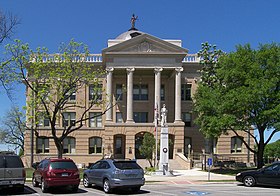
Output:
[{"xmin": 159, "ymin": 104, "xmax": 170, "ymax": 175}]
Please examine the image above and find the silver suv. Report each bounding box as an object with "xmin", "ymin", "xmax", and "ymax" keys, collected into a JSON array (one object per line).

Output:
[
  {"xmin": 83, "ymin": 159, "xmax": 145, "ymax": 193},
  {"xmin": 0, "ymin": 151, "xmax": 26, "ymax": 192}
]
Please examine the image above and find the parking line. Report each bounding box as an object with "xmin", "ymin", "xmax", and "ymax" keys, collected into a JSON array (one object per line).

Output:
[
  {"xmin": 84, "ymin": 188, "xmax": 106, "ymax": 195},
  {"xmin": 144, "ymin": 188, "xmax": 177, "ymax": 196}
]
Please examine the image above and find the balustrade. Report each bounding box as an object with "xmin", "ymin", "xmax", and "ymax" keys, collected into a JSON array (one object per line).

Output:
[{"xmin": 32, "ymin": 54, "xmax": 199, "ymax": 63}]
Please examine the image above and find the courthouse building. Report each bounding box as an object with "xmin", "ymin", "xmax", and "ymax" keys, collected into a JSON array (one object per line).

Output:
[{"xmin": 23, "ymin": 22, "xmax": 254, "ymax": 168}]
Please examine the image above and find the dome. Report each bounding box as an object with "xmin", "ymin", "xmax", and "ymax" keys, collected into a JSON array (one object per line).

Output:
[{"xmin": 116, "ymin": 29, "xmax": 144, "ymax": 40}]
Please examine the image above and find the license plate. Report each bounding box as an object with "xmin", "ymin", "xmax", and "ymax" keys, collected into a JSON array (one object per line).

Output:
[{"xmin": 62, "ymin": 173, "xmax": 68, "ymax": 176}]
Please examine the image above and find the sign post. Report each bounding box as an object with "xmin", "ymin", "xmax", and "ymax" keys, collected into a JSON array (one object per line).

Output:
[{"xmin": 207, "ymin": 158, "xmax": 212, "ymax": 181}]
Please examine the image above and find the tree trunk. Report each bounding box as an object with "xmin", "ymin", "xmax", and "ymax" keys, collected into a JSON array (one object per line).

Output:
[
  {"xmin": 256, "ymin": 146, "xmax": 264, "ymax": 169},
  {"xmin": 54, "ymin": 138, "xmax": 63, "ymax": 158}
]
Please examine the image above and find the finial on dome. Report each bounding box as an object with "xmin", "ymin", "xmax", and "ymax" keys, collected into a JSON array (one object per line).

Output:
[{"xmin": 129, "ymin": 14, "xmax": 138, "ymax": 31}]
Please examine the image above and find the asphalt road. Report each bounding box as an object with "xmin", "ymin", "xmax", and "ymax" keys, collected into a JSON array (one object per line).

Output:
[{"xmin": 1, "ymin": 183, "xmax": 280, "ymax": 196}]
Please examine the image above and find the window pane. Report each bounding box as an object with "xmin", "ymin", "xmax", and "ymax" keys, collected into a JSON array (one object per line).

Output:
[
  {"xmin": 116, "ymin": 112, "xmax": 123, "ymax": 123},
  {"xmin": 116, "ymin": 84, "xmax": 123, "ymax": 100}
]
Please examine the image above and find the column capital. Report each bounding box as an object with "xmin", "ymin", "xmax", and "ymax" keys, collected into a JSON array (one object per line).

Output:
[
  {"xmin": 126, "ymin": 67, "xmax": 135, "ymax": 73},
  {"xmin": 106, "ymin": 67, "xmax": 114, "ymax": 72},
  {"xmin": 175, "ymin": 67, "xmax": 183, "ymax": 73},
  {"xmin": 154, "ymin": 67, "xmax": 163, "ymax": 73}
]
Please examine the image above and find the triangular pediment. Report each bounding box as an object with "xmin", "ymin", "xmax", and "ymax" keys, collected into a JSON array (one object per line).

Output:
[{"xmin": 103, "ymin": 34, "xmax": 188, "ymax": 54}]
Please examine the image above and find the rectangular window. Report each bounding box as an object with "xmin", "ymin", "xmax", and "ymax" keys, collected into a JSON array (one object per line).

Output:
[
  {"xmin": 38, "ymin": 113, "xmax": 50, "ymax": 127},
  {"xmin": 66, "ymin": 91, "xmax": 76, "ymax": 101},
  {"xmin": 160, "ymin": 85, "xmax": 165, "ymax": 101},
  {"xmin": 89, "ymin": 84, "xmax": 102, "ymax": 101},
  {"xmin": 133, "ymin": 84, "xmax": 148, "ymax": 100},
  {"xmin": 133, "ymin": 112, "xmax": 148, "ymax": 123},
  {"xmin": 36, "ymin": 137, "xmax": 49, "ymax": 153},
  {"xmin": 116, "ymin": 112, "xmax": 123, "ymax": 123},
  {"xmin": 231, "ymin": 136, "xmax": 243, "ymax": 153},
  {"xmin": 63, "ymin": 137, "xmax": 76, "ymax": 154},
  {"xmin": 182, "ymin": 112, "xmax": 192, "ymax": 127},
  {"xmin": 181, "ymin": 84, "xmax": 192, "ymax": 101},
  {"xmin": 116, "ymin": 84, "xmax": 123, "ymax": 101},
  {"xmin": 63, "ymin": 112, "xmax": 76, "ymax": 127},
  {"xmin": 89, "ymin": 137, "xmax": 102, "ymax": 154},
  {"xmin": 89, "ymin": 112, "xmax": 102, "ymax": 127}
]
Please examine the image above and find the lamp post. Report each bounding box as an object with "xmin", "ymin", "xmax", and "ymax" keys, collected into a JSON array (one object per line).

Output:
[{"xmin": 188, "ymin": 144, "xmax": 191, "ymax": 159}]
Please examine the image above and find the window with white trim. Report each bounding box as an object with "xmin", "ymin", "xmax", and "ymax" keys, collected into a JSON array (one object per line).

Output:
[{"xmin": 89, "ymin": 112, "xmax": 102, "ymax": 127}]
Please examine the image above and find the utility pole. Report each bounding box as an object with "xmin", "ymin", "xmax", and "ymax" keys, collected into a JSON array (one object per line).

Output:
[{"xmin": 154, "ymin": 103, "xmax": 159, "ymax": 168}]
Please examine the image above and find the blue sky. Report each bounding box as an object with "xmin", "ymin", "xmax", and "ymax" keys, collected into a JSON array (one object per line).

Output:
[{"xmin": 1, "ymin": 0, "xmax": 280, "ymax": 150}]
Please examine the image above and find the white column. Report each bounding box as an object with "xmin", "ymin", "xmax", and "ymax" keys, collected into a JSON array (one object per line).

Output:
[
  {"xmin": 126, "ymin": 68, "xmax": 135, "ymax": 123},
  {"xmin": 106, "ymin": 67, "xmax": 114, "ymax": 121},
  {"xmin": 175, "ymin": 67, "xmax": 183, "ymax": 122},
  {"xmin": 154, "ymin": 67, "xmax": 162, "ymax": 122}
]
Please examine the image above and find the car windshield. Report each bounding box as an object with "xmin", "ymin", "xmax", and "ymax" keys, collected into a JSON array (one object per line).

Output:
[
  {"xmin": 50, "ymin": 161, "xmax": 77, "ymax": 169},
  {"xmin": 113, "ymin": 161, "xmax": 141, "ymax": 169}
]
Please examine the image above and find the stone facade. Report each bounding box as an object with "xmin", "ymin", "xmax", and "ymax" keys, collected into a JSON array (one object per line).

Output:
[{"xmin": 22, "ymin": 29, "xmax": 254, "ymax": 168}]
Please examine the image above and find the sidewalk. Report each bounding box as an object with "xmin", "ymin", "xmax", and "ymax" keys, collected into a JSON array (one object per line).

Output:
[{"xmin": 144, "ymin": 168, "xmax": 236, "ymax": 184}]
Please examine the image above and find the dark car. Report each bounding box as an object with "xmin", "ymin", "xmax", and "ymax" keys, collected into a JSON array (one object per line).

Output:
[
  {"xmin": 0, "ymin": 151, "xmax": 26, "ymax": 192},
  {"xmin": 83, "ymin": 159, "xmax": 145, "ymax": 193},
  {"xmin": 32, "ymin": 157, "xmax": 80, "ymax": 193},
  {"xmin": 236, "ymin": 161, "xmax": 280, "ymax": 187}
]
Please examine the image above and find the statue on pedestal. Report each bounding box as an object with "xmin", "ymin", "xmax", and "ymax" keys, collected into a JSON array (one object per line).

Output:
[{"xmin": 161, "ymin": 104, "xmax": 168, "ymax": 127}]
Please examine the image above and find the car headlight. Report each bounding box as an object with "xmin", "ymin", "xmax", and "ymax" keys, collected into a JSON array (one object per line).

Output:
[{"xmin": 236, "ymin": 173, "xmax": 241, "ymax": 176}]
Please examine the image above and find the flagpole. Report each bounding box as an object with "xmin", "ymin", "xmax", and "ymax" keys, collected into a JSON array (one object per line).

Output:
[{"xmin": 155, "ymin": 103, "xmax": 158, "ymax": 168}]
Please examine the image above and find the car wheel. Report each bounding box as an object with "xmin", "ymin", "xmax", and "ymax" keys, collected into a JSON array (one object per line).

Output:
[
  {"xmin": 103, "ymin": 179, "xmax": 111, "ymax": 193},
  {"xmin": 83, "ymin": 175, "xmax": 91, "ymax": 188},
  {"xmin": 243, "ymin": 176, "xmax": 256, "ymax": 187},
  {"xmin": 41, "ymin": 179, "xmax": 48, "ymax": 193},
  {"xmin": 32, "ymin": 176, "xmax": 39, "ymax": 187},
  {"xmin": 72, "ymin": 185, "xmax": 79, "ymax": 192},
  {"xmin": 131, "ymin": 186, "xmax": 141, "ymax": 192}
]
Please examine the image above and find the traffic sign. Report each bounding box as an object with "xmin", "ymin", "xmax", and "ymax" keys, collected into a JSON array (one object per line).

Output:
[{"xmin": 207, "ymin": 158, "xmax": 212, "ymax": 166}]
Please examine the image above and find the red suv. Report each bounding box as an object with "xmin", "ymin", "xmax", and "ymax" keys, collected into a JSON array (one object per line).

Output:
[{"xmin": 32, "ymin": 158, "xmax": 80, "ymax": 193}]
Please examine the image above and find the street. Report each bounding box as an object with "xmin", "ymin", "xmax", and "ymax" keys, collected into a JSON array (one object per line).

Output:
[{"xmin": 1, "ymin": 183, "xmax": 280, "ymax": 196}]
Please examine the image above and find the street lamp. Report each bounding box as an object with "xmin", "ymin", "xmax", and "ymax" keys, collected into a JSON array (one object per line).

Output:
[{"xmin": 188, "ymin": 144, "xmax": 191, "ymax": 159}]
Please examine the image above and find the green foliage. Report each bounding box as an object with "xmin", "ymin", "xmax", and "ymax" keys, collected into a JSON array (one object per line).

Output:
[
  {"xmin": 139, "ymin": 133, "xmax": 155, "ymax": 167},
  {"xmin": 194, "ymin": 42, "xmax": 280, "ymax": 168},
  {"xmin": 264, "ymin": 140, "xmax": 280, "ymax": 159},
  {"xmin": 4, "ymin": 39, "xmax": 106, "ymax": 158}
]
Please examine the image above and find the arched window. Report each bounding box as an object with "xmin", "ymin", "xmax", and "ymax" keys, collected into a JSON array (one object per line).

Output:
[
  {"xmin": 89, "ymin": 137, "xmax": 102, "ymax": 154},
  {"xmin": 63, "ymin": 137, "xmax": 76, "ymax": 154},
  {"xmin": 231, "ymin": 136, "xmax": 243, "ymax": 153}
]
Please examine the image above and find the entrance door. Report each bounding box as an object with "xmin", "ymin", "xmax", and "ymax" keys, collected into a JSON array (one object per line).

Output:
[{"xmin": 114, "ymin": 135, "xmax": 125, "ymax": 159}]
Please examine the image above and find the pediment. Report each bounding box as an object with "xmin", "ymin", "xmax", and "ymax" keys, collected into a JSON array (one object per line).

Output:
[{"xmin": 103, "ymin": 34, "xmax": 188, "ymax": 54}]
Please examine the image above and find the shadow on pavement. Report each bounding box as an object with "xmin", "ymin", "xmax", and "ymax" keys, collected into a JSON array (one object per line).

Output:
[
  {"xmin": 0, "ymin": 186, "xmax": 37, "ymax": 195},
  {"xmin": 89, "ymin": 185, "xmax": 150, "ymax": 195}
]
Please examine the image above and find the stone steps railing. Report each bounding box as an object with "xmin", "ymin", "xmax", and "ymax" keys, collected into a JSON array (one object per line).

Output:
[{"xmin": 32, "ymin": 54, "xmax": 199, "ymax": 63}]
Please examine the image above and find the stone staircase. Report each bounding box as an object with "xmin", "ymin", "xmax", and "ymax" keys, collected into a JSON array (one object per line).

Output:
[{"xmin": 136, "ymin": 153, "xmax": 191, "ymax": 170}]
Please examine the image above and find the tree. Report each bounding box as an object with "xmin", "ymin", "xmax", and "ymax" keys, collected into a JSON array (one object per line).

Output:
[
  {"xmin": 194, "ymin": 43, "xmax": 280, "ymax": 168},
  {"xmin": 139, "ymin": 133, "xmax": 155, "ymax": 167},
  {"xmin": 0, "ymin": 10, "xmax": 19, "ymax": 44},
  {"xmin": 264, "ymin": 140, "xmax": 280, "ymax": 162},
  {"xmin": 0, "ymin": 106, "xmax": 25, "ymax": 153},
  {"xmin": 0, "ymin": 10, "xmax": 20, "ymax": 97},
  {"xmin": 5, "ymin": 39, "xmax": 108, "ymax": 158}
]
